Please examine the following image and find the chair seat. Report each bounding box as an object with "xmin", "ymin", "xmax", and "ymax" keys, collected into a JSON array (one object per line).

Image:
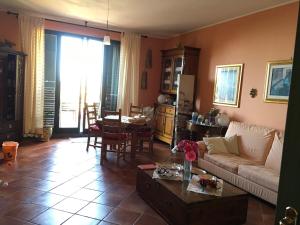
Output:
[
  {"xmin": 103, "ymin": 132, "xmax": 128, "ymax": 141},
  {"xmin": 89, "ymin": 124, "xmax": 102, "ymax": 134},
  {"xmin": 136, "ymin": 131, "xmax": 152, "ymax": 138}
]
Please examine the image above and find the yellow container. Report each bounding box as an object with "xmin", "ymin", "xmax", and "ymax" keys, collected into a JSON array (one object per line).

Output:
[{"xmin": 2, "ymin": 141, "xmax": 19, "ymax": 161}]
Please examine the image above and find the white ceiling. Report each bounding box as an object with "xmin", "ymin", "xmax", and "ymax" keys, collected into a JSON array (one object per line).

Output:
[{"xmin": 0, "ymin": 0, "xmax": 297, "ymax": 37}]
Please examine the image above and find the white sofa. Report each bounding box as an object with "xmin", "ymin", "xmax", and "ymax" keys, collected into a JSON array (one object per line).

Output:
[{"xmin": 197, "ymin": 121, "xmax": 283, "ymax": 205}]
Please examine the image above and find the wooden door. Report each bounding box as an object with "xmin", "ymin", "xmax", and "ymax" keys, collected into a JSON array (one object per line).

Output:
[
  {"xmin": 164, "ymin": 114, "xmax": 174, "ymax": 138},
  {"xmin": 275, "ymin": 5, "xmax": 300, "ymax": 224}
]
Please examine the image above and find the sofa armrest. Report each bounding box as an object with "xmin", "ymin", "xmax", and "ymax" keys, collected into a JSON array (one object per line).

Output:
[{"xmin": 197, "ymin": 141, "xmax": 207, "ymax": 159}]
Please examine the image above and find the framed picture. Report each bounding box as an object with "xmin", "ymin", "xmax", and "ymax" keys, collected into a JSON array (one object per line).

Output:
[
  {"xmin": 141, "ymin": 71, "xmax": 148, "ymax": 89},
  {"xmin": 213, "ymin": 64, "xmax": 243, "ymax": 107},
  {"xmin": 264, "ymin": 60, "xmax": 293, "ymax": 103}
]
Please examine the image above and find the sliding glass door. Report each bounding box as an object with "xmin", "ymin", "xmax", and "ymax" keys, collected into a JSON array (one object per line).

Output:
[
  {"xmin": 55, "ymin": 34, "xmax": 104, "ymax": 134},
  {"xmin": 44, "ymin": 30, "xmax": 120, "ymax": 135},
  {"xmin": 59, "ymin": 36, "xmax": 82, "ymax": 130}
]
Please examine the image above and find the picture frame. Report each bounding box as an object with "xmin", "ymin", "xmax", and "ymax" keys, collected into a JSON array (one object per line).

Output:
[
  {"xmin": 264, "ymin": 60, "xmax": 293, "ymax": 103},
  {"xmin": 213, "ymin": 64, "xmax": 243, "ymax": 107},
  {"xmin": 141, "ymin": 71, "xmax": 148, "ymax": 89}
]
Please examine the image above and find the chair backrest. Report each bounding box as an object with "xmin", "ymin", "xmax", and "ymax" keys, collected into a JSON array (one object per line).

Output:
[
  {"xmin": 85, "ymin": 103, "xmax": 98, "ymax": 127},
  {"xmin": 129, "ymin": 103, "xmax": 143, "ymax": 117},
  {"xmin": 102, "ymin": 109, "xmax": 123, "ymax": 134}
]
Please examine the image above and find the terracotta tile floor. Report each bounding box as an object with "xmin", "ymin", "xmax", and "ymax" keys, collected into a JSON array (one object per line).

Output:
[{"xmin": 0, "ymin": 138, "xmax": 276, "ymax": 225}]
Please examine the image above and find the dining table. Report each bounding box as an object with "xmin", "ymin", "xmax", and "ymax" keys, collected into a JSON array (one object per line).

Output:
[{"xmin": 96, "ymin": 115, "xmax": 151, "ymax": 159}]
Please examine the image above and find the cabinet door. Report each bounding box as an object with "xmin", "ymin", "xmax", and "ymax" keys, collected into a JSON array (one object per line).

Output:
[
  {"xmin": 155, "ymin": 113, "xmax": 165, "ymax": 135},
  {"xmin": 164, "ymin": 114, "xmax": 174, "ymax": 138},
  {"xmin": 171, "ymin": 57, "xmax": 183, "ymax": 93},
  {"xmin": 15, "ymin": 55, "xmax": 24, "ymax": 121},
  {"xmin": 161, "ymin": 57, "xmax": 173, "ymax": 92},
  {"xmin": 5, "ymin": 54, "xmax": 17, "ymax": 121}
]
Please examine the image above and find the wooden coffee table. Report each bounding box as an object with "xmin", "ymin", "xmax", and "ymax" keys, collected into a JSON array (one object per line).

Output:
[{"xmin": 136, "ymin": 168, "xmax": 248, "ymax": 225}]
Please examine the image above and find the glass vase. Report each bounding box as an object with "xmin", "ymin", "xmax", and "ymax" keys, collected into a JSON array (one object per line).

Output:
[{"xmin": 183, "ymin": 158, "xmax": 192, "ymax": 181}]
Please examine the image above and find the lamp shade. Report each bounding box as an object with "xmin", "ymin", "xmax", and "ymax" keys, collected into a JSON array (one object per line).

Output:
[{"xmin": 103, "ymin": 35, "xmax": 111, "ymax": 45}]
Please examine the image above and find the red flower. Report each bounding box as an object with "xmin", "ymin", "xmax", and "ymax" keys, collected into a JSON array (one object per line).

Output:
[
  {"xmin": 185, "ymin": 150, "xmax": 196, "ymax": 161},
  {"xmin": 185, "ymin": 143, "xmax": 192, "ymax": 152},
  {"xmin": 177, "ymin": 139, "xmax": 198, "ymax": 161}
]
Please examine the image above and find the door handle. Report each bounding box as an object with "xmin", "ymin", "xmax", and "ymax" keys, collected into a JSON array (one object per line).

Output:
[{"xmin": 279, "ymin": 207, "xmax": 298, "ymax": 225}]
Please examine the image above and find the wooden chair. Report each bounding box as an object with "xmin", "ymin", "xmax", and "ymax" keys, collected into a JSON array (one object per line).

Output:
[
  {"xmin": 136, "ymin": 119, "xmax": 154, "ymax": 155},
  {"xmin": 85, "ymin": 103, "xmax": 102, "ymax": 152},
  {"xmin": 129, "ymin": 103, "xmax": 143, "ymax": 117},
  {"xmin": 101, "ymin": 109, "xmax": 128, "ymax": 165},
  {"xmin": 129, "ymin": 104, "xmax": 154, "ymax": 155}
]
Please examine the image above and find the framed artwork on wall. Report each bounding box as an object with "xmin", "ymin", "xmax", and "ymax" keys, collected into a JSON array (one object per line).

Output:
[
  {"xmin": 264, "ymin": 60, "xmax": 293, "ymax": 103},
  {"xmin": 213, "ymin": 64, "xmax": 243, "ymax": 107},
  {"xmin": 141, "ymin": 70, "xmax": 148, "ymax": 89}
]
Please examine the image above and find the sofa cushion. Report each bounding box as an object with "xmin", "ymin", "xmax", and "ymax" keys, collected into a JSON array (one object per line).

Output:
[
  {"xmin": 225, "ymin": 121, "xmax": 275, "ymax": 164},
  {"xmin": 265, "ymin": 133, "xmax": 283, "ymax": 174},
  {"xmin": 203, "ymin": 137, "xmax": 228, "ymax": 155},
  {"xmin": 224, "ymin": 135, "xmax": 239, "ymax": 155},
  {"xmin": 204, "ymin": 153, "xmax": 257, "ymax": 174},
  {"xmin": 238, "ymin": 165, "xmax": 279, "ymax": 192}
]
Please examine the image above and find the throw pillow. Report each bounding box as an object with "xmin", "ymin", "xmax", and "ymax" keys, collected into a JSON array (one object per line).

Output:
[
  {"xmin": 265, "ymin": 133, "xmax": 283, "ymax": 174},
  {"xmin": 203, "ymin": 137, "xmax": 229, "ymax": 155},
  {"xmin": 223, "ymin": 135, "xmax": 239, "ymax": 155}
]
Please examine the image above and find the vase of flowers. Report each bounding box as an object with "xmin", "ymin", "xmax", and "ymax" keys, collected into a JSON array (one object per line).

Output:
[{"xmin": 177, "ymin": 140, "xmax": 198, "ymax": 181}]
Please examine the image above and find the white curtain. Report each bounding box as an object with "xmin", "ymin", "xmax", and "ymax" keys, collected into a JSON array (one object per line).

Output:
[
  {"xmin": 117, "ymin": 32, "xmax": 141, "ymax": 115},
  {"xmin": 19, "ymin": 14, "xmax": 45, "ymax": 136}
]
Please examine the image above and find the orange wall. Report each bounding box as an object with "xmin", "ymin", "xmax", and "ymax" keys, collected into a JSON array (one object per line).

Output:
[
  {"xmin": 164, "ymin": 2, "xmax": 298, "ymax": 131},
  {"xmin": 0, "ymin": 12, "xmax": 20, "ymax": 50},
  {"xmin": 139, "ymin": 37, "xmax": 164, "ymax": 106}
]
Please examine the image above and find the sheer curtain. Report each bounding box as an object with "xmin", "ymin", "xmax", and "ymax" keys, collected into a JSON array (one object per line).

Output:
[
  {"xmin": 117, "ymin": 32, "xmax": 141, "ymax": 115},
  {"xmin": 19, "ymin": 14, "xmax": 45, "ymax": 136}
]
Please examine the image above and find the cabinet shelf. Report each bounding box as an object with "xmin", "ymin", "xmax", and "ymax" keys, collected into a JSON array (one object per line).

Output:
[{"xmin": 160, "ymin": 46, "xmax": 200, "ymax": 95}]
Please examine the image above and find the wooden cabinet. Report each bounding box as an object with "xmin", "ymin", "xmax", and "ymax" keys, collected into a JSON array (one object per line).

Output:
[
  {"xmin": 154, "ymin": 104, "xmax": 175, "ymax": 144},
  {"xmin": 160, "ymin": 46, "xmax": 200, "ymax": 95},
  {"xmin": 156, "ymin": 46, "xmax": 200, "ymax": 144},
  {"xmin": 0, "ymin": 50, "xmax": 25, "ymax": 144}
]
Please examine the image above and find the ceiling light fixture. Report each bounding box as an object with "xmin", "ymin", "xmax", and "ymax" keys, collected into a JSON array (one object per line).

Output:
[{"xmin": 103, "ymin": 0, "xmax": 111, "ymax": 45}]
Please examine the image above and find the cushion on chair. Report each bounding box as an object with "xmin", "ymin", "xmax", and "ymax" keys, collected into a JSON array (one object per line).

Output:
[
  {"xmin": 89, "ymin": 124, "xmax": 102, "ymax": 134},
  {"xmin": 225, "ymin": 121, "xmax": 275, "ymax": 164},
  {"xmin": 204, "ymin": 153, "xmax": 257, "ymax": 174},
  {"xmin": 238, "ymin": 165, "xmax": 279, "ymax": 192}
]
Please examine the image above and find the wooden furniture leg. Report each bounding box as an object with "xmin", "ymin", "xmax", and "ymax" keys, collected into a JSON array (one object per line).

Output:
[{"xmin": 131, "ymin": 131, "xmax": 137, "ymax": 159}]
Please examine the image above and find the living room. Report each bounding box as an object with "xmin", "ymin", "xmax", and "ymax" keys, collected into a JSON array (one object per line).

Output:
[{"xmin": 0, "ymin": 1, "xmax": 299, "ymax": 225}]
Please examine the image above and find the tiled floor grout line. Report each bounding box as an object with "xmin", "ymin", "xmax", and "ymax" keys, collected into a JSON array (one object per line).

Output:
[{"xmin": 0, "ymin": 140, "xmax": 275, "ymax": 225}]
